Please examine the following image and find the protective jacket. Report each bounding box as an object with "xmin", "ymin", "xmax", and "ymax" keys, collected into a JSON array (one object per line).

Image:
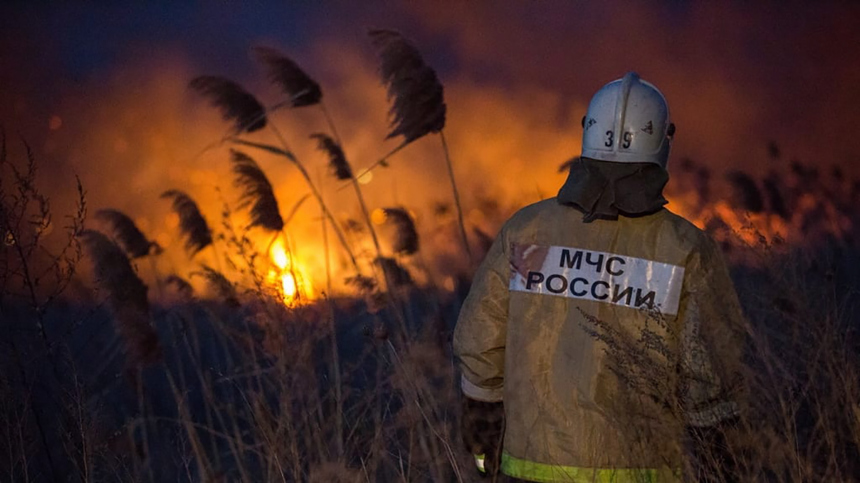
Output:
[{"xmin": 453, "ymin": 195, "xmax": 745, "ymax": 482}]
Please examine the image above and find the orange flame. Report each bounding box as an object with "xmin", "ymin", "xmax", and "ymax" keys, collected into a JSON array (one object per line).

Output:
[{"xmin": 267, "ymin": 237, "xmax": 313, "ymax": 305}]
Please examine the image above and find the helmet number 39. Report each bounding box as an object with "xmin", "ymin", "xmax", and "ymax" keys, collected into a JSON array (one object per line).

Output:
[
  {"xmin": 623, "ymin": 132, "xmax": 632, "ymax": 148},
  {"xmin": 581, "ymin": 72, "xmax": 672, "ymax": 169},
  {"xmin": 603, "ymin": 131, "xmax": 633, "ymax": 149}
]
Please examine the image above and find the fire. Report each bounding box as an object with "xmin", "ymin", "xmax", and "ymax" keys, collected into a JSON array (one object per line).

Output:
[
  {"xmin": 22, "ymin": 38, "xmax": 852, "ymax": 305},
  {"xmin": 281, "ymin": 272, "xmax": 298, "ymax": 299},
  {"xmin": 272, "ymin": 242, "xmax": 289, "ymax": 268},
  {"xmin": 267, "ymin": 237, "xmax": 313, "ymax": 305}
]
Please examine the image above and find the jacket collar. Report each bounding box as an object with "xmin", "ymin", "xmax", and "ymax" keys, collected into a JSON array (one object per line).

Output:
[{"xmin": 556, "ymin": 157, "xmax": 669, "ymax": 222}]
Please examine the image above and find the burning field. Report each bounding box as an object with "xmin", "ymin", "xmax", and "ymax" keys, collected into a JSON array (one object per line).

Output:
[{"xmin": 2, "ymin": 2, "xmax": 860, "ymax": 482}]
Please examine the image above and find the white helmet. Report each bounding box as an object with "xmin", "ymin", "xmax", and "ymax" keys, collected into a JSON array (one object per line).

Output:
[{"xmin": 580, "ymin": 72, "xmax": 674, "ymax": 169}]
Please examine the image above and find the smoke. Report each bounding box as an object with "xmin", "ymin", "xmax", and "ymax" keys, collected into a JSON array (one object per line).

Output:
[
  {"xmin": 4, "ymin": 41, "xmax": 573, "ymax": 292},
  {"xmin": 2, "ymin": 1, "xmax": 859, "ymax": 295},
  {"xmin": 404, "ymin": 1, "xmax": 860, "ymax": 170}
]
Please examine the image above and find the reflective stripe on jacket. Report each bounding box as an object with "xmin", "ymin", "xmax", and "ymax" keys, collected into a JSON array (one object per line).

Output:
[{"xmin": 453, "ymin": 199, "xmax": 745, "ymax": 482}]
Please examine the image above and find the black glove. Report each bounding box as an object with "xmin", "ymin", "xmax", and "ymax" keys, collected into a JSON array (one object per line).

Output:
[{"xmin": 461, "ymin": 397, "xmax": 505, "ymax": 478}]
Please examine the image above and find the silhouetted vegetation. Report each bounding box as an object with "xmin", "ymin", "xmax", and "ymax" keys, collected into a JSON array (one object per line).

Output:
[{"xmin": 2, "ymin": 33, "xmax": 860, "ymax": 483}]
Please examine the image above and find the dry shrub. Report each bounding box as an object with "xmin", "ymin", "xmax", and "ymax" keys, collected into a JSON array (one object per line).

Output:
[
  {"xmin": 725, "ymin": 242, "xmax": 860, "ymax": 481},
  {"xmin": 580, "ymin": 234, "xmax": 860, "ymax": 481}
]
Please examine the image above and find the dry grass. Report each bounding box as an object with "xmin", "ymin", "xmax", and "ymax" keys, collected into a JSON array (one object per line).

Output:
[{"xmin": 3, "ymin": 151, "xmax": 860, "ymax": 482}]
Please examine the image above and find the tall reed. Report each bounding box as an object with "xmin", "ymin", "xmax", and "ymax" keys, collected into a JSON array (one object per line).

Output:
[
  {"xmin": 368, "ymin": 29, "xmax": 472, "ymax": 263},
  {"xmin": 79, "ymin": 229, "xmax": 162, "ymax": 367},
  {"xmin": 160, "ymin": 190, "xmax": 213, "ymax": 258}
]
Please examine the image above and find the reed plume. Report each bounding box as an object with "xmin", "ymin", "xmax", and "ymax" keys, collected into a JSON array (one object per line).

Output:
[
  {"xmin": 383, "ymin": 207, "xmax": 419, "ymax": 255},
  {"xmin": 252, "ymin": 46, "xmax": 345, "ymax": 158},
  {"xmin": 230, "ymin": 150, "xmax": 284, "ymax": 232},
  {"xmin": 768, "ymin": 141, "xmax": 781, "ymax": 160},
  {"xmin": 95, "ymin": 208, "xmax": 159, "ymax": 259},
  {"xmin": 726, "ymin": 171, "xmax": 765, "ymax": 213},
  {"xmin": 80, "ymin": 230, "xmax": 162, "ymax": 366},
  {"xmin": 345, "ymin": 274, "xmax": 377, "ymax": 294},
  {"xmin": 369, "ymin": 29, "xmax": 471, "ymax": 263},
  {"xmin": 189, "ymin": 76, "xmax": 267, "ymax": 134},
  {"xmin": 160, "ymin": 190, "xmax": 213, "ymax": 256},
  {"xmin": 368, "ymin": 29, "xmax": 446, "ymax": 144},
  {"xmin": 252, "ymin": 46, "xmax": 322, "ymax": 107},
  {"xmin": 763, "ymin": 172, "xmax": 790, "ymax": 220},
  {"xmin": 80, "ymin": 230, "xmax": 148, "ymax": 308},
  {"xmin": 191, "ymin": 265, "xmax": 239, "ymax": 306},
  {"xmin": 345, "ymin": 273, "xmax": 385, "ymax": 313},
  {"xmin": 165, "ymin": 274, "xmax": 194, "ymax": 300},
  {"xmin": 310, "ymin": 133, "xmax": 352, "ymax": 180},
  {"xmin": 374, "ymin": 256, "xmax": 413, "ymax": 288}
]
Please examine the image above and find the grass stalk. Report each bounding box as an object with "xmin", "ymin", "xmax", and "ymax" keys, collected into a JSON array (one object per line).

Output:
[
  {"xmin": 312, "ymin": 109, "xmax": 411, "ymax": 339},
  {"xmin": 166, "ymin": 373, "xmax": 215, "ymax": 482},
  {"xmin": 5, "ymin": 331, "xmax": 57, "ymax": 481},
  {"xmin": 147, "ymin": 256, "xmax": 163, "ymax": 301},
  {"xmin": 316, "ymin": 103, "xmax": 385, "ymax": 261},
  {"xmin": 439, "ymin": 131, "xmax": 472, "ymax": 265},
  {"xmin": 343, "ymin": 141, "xmax": 408, "ymax": 192},
  {"xmin": 319, "ymin": 175, "xmax": 345, "ymax": 460},
  {"xmin": 135, "ymin": 370, "xmax": 154, "ymax": 483}
]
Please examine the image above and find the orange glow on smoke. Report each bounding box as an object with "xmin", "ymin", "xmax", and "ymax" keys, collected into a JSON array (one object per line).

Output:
[
  {"xmin": 27, "ymin": 36, "xmax": 852, "ymax": 304},
  {"xmin": 667, "ymin": 196, "xmax": 771, "ymax": 245}
]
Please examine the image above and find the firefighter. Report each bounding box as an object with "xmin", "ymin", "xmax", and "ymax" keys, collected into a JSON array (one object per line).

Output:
[{"xmin": 454, "ymin": 72, "xmax": 745, "ymax": 482}]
